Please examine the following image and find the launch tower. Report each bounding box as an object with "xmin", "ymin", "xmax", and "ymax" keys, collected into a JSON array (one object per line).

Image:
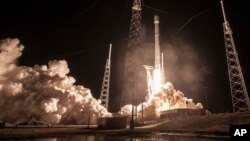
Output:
[
  {"xmin": 220, "ymin": 0, "xmax": 250, "ymax": 112},
  {"xmin": 121, "ymin": 0, "xmax": 142, "ymax": 106},
  {"xmin": 121, "ymin": 0, "xmax": 142, "ymax": 129},
  {"xmin": 100, "ymin": 44, "xmax": 112, "ymax": 110}
]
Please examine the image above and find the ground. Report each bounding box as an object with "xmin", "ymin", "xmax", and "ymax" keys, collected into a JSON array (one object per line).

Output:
[
  {"xmin": 137, "ymin": 112, "xmax": 250, "ymax": 135},
  {"xmin": 0, "ymin": 112, "xmax": 250, "ymax": 138}
]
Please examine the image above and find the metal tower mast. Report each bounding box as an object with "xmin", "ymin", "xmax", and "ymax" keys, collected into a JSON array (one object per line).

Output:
[
  {"xmin": 121, "ymin": 0, "xmax": 142, "ymax": 107},
  {"xmin": 100, "ymin": 44, "xmax": 112, "ymax": 110},
  {"xmin": 143, "ymin": 65, "xmax": 153, "ymax": 96},
  {"xmin": 220, "ymin": 0, "xmax": 250, "ymax": 112}
]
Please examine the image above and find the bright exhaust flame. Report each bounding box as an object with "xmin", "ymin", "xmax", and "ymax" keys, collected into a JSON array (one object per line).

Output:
[
  {"xmin": 120, "ymin": 81, "xmax": 203, "ymax": 120},
  {"xmin": 0, "ymin": 38, "xmax": 111, "ymax": 125},
  {"xmin": 153, "ymin": 68, "xmax": 162, "ymax": 94}
]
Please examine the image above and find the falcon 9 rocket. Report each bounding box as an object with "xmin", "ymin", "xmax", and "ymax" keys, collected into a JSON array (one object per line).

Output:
[
  {"xmin": 154, "ymin": 15, "xmax": 161, "ymax": 70},
  {"xmin": 144, "ymin": 15, "xmax": 165, "ymax": 95},
  {"xmin": 152, "ymin": 15, "xmax": 164, "ymax": 93}
]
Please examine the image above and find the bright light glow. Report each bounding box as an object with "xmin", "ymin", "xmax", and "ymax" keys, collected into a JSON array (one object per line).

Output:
[
  {"xmin": 153, "ymin": 68, "xmax": 162, "ymax": 94},
  {"xmin": 155, "ymin": 101, "xmax": 170, "ymax": 112}
]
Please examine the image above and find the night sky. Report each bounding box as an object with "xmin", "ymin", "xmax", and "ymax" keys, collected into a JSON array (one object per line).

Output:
[{"xmin": 0, "ymin": 0, "xmax": 249, "ymax": 113}]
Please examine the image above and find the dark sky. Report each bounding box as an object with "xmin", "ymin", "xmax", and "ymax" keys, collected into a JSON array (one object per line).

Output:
[{"xmin": 0, "ymin": 0, "xmax": 249, "ymax": 113}]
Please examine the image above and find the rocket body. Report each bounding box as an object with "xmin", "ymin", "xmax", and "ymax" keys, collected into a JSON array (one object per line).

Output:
[
  {"xmin": 153, "ymin": 15, "xmax": 163, "ymax": 93},
  {"xmin": 144, "ymin": 15, "xmax": 165, "ymax": 94},
  {"xmin": 154, "ymin": 15, "xmax": 161, "ymax": 69}
]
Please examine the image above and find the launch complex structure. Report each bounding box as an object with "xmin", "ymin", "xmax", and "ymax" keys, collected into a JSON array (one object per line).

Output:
[{"xmin": 99, "ymin": 0, "xmax": 250, "ymax": 127}]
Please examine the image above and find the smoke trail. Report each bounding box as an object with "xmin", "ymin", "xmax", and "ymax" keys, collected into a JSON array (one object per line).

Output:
[{"xmin": 0, "ymin": 38, "xmax": 111, "ymax": 125}]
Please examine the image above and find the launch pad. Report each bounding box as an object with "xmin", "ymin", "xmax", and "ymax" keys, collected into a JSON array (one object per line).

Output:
[
  {"xmin": 1, "ymin": 112, "xmax": 250, "ymax": 139},
  {"xmin": 159, "ymin": 108, "xmax": 209, "ymax": 120},
  {"xmin": 96, "ymin": 116, "xmax": 128, "ymax": 129}
]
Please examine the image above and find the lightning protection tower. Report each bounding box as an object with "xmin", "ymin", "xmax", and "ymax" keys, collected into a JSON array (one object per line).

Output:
[
  {"xmin": 220, "ymin": 0, "xmax": 250, "ymax": 112},
  {"xmin": 121, "ymin": 0, "xmax": 142, "ymax": 107},
  {"xmin": 100, "ymin": 44, "xmax": 112, "ymax": 110}
]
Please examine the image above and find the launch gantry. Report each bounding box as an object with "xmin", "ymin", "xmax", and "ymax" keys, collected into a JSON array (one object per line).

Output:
[
  {"xmin": 121, "ymin": 0, "xmax": 142, "ymax": 107},
  {"xmin": 143, "ymin": 65, "xmax": 154, "ymax": 96},
  {"xmin": 100, "ymin": 44, "xmax": 112, "ymax": 110},
  {"xmin": 121, "ymin": 0, "xmax": 142, "ymax": 130},
  {"xmin": 220, "ymin": 0, "xmax": 250, "ymax": 112}
]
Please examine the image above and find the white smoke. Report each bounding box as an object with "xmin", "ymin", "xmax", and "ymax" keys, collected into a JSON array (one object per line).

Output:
[
  {"xmin": 120, "ymin": 82, "xmax": 203, "ymax": 120},
  {"xmin": 0, "ymin": 38, "xmax": 111, "ymax": 125}
]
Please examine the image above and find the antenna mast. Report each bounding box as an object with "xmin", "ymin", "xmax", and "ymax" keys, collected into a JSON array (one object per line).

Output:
[{"xmin": 220, "ymin": 0, "xmax": 250, "ymax": 112}]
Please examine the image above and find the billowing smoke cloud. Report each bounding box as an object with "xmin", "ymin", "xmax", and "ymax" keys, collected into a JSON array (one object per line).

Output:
[
  {"xmin": 120, "ymin": 82, "xmax": 203, "ymax": 120},
  {"xmin": 0, "ymin": 38, "xmax": 111, "ymax": 125}
]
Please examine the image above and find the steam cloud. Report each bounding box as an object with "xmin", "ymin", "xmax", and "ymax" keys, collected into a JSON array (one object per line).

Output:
[
  {"xmin": 0, "ymin": 38, "xmax": 111, "ymax": 125},
  {"xmin": 0, "ymin": 38, "xmax": 202, "ymax": 125}
]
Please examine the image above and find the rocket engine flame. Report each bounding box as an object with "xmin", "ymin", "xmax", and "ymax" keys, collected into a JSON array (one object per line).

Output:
[
  {"xmin": 153, "ymin": 68, "xmax": 162, "ymax": 94},
  {"xmin": 120, "ymin": 82, "xmax": 203, "ymax": 120},
  {"xmin": 0, "ymin": 38, "xmax": 111, "ymax": 125}
]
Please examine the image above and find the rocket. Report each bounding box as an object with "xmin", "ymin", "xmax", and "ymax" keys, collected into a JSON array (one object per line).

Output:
[
  {"xmin": 154, "ymin": 15, "xmax": 165, "ymax": 81},
  {"xmin": 154, "ymin": 15, "xmax": 161, "ymax": 70},
  {"xmin": 152, "ymin": 15, "xmax": 165, "ymax": 93},
  {"xmin": 144, "ymin": 15, "xmax": 165, "ymax": 95}
]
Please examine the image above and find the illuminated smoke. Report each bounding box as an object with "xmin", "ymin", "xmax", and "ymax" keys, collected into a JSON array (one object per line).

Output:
[
  {"xmin": 120, "ymin": 82, "xmax": 203, "ymax": 120},
  {"xmin": 0, "ymin": 38, "xmax": 111, "ymax": 125}
]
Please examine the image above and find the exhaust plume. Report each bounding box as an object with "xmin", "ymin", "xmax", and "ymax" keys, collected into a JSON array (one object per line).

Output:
[
  {"xmin": 120, "ymin": 82, "xmax": 203, "ymax": 120},
  {"xmin": 0, "ymin": 38, "xmax": 111, "ymax": 125}
]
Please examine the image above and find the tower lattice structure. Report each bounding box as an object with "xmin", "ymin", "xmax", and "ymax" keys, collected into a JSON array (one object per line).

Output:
[
  {"xmin": 121, "ymin": 0, "xmax": 142, "ymax": 107},
  {"xmin": 100, "ymin": 44, "xmax": 112, "ymax": 110},
  {"xmin": 220, "ymin": 0, "xmax": 250, "ymax": 112}
]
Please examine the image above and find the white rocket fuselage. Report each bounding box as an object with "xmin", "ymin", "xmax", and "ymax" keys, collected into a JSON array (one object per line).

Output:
[
  {"xmin": 154, "ymin": 15, "xmax": 161, "ymax": 69},
  {"xmin": 152, "ymin": 15, "xmax": 163, "ymax": 94},
  {"xmin": 144, "ymin": 15, "xmax": 165, "ymax": 95}
]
